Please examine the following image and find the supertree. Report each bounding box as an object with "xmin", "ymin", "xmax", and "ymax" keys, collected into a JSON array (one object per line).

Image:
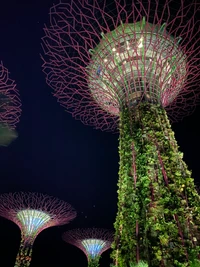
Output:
[
  {"xmin": 0, "ymin": 62, "xmax": 21, "ymax": 146},
  {"xmin": 42, "ymin": 1, "xmax": 200, "ymax": 266},
  {"xmin": 0, "ymin": 192, "xmax": 76, "ymax": 267},
  {"xmin": 63, "ymin": 228, "xmax": 113, "ymax": 267}
]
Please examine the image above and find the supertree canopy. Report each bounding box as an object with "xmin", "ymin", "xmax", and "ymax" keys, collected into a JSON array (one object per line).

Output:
[
  {"xmin": 63, "ymin": 228, "xmax": 113, "ymax": 267},
  {"xmin": 0, "ymin": 192, "xmax": 76, "ymax": 267},
  {"xmin": 42, "ymin": 1, "xmax": 200, "ymax": 266},
  {"xmin": 0, "ymin": 62, "xmax": 21, "ymax": 146}
]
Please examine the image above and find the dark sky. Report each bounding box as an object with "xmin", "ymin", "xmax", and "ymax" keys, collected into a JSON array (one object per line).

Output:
[{"xmin": 0, "ymin": 0, "xmax": 200, "ymax": 267}]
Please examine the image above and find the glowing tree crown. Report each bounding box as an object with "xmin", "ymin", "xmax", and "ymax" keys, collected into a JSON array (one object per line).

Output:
[
  {"xmin": 81, "ymin": 239, "xmax": 107, "ymax": 258},
  {"xmin": 0, "ymin": 192, "xmax": 76, "ymax": 239},
  {"xmin": 62, "ymin": 228, "xmax": 113, "ymax": 260},
  {"xmin": 88, "ymin": 19, "xmax": 187, "ymax": 115},
  {"xmin": 42, "ymin": 0, "xmax": 200, "ymax": 131},
  {"xmin": 0, "ymin": 62, "xmax": 21, "ymax": 145},
  {"xmin": 17, "ymin": 209, "xmax": 51, "ymax": 237}
]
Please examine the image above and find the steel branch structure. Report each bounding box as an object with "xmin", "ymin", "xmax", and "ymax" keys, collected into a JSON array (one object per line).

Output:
[
  {"xmin": 63, "ymin": 228, "xmax": 113, "ymax": 267},
  {"xmin": 0, "ymin": 62, "xmax": 21, "ymax": 146},
  {"xmin": 42, "ymin": 1, "xmax": 200, "ymax": 266},
  {"xmin": 42, "ymin": 0, "xmax": 200, "ymax": 131},
  {"xmin": 0, "ymin": 192, "xmax": 76, "ymax": 267}
]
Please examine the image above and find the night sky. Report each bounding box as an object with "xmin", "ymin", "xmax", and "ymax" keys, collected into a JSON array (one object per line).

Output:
[{"xmin": 0, "ymin": 1, "xmax": 200, "ymax": 267}]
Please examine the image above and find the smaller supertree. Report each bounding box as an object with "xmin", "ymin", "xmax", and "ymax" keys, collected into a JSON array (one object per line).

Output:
[
  {"xmin": 0, "ymin": 192, "xmax": 76, "ymax": 267},
  {"xmin": 63, "ymin": 228, "xmax": 113, "ymax": 267},
  {"xmin": 0, "ymin": 62, "xmax": 21, "ymax": 146}
]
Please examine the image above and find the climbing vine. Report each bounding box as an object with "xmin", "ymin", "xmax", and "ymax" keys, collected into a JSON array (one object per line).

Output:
[{"xmin": 112, "ymin": 102, "xmax": 200, "ymax": 267}]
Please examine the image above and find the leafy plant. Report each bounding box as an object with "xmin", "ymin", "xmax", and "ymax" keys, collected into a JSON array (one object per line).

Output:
[
  {"xmin": 88, "ymin": 256, "xmax": 100, "ymax": 267},
  {"xmin": 130, "ymin": 261, "xmax": 148, "ymax": 267},
  {"xmin": 112, "ymin": 103, "xmax": 200, "ymax": 267},
  {"xmin": 189, "ymin": 259, "xmax": 200, "ymax": 267}
]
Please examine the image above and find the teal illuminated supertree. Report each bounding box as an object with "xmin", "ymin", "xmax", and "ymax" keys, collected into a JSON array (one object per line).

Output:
[
  {"xmin": 0, "ymin": 192, "xmax": 76, "ymax": 267},
  {"xmin": 0, "ymin": 62, "xmax": 21, "ymax": 146},
  {"xmin": 63, "ymin": 228, "xmax": 113, "ymax": 267},
  {"xmin": 42, "ymin": 1, "xmax": 200, "ymax": 266}
]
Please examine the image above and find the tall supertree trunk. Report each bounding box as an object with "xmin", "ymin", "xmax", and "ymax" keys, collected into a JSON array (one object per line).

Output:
[
  {"xmin": 112, "ymin": 103, "xmax": 200, "ymax": 267},
  {"xmin": 14, "ymin": 236, "xmax": 34, "ymax": 267},
  {"xmin": 88, "ymin": 256, "xmax": 100, "ymax": 267}
]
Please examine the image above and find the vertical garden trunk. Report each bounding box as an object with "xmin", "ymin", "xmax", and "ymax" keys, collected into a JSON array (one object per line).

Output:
[
  {"xmin": 88, "ymin": 256, "xmax": 100, "ymax": 267},
  {"xmin": 14, "ymin": 236, "xmax": 33, "ymax": 267},
  {"xmin": 112, "ymin": 103, "xmax": 200, "ymax": 267}
]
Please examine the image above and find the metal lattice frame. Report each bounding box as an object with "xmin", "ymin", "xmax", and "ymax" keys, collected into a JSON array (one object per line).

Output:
[
  {"xmin": 0, "ymin": 62, "xmax": 21, "ymax": 129},
  {"xmin": 62, "ymin": 228, "xmax": 113, "ymax": 260},
  {"xmin": 42, "ymin": 0, "xmax": 200, "ymax": 131}
]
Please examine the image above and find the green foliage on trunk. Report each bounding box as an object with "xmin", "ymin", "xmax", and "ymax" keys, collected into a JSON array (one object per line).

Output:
[
  {"xmin": 14, "ymin": 236, "xmax": 33, "ymax": 267},
  {"xmin": 112, "ymin": 103, "xmax": 200, "ymax": 267},
  {"xmin": 130, "ymin": 261, "xmax": 148, "ymax": 267},
  {"xmin": 111, "ymin": 261, "xmax": 148, "ymax": 267},
  {"xmin": 88, "ymin": 256, "xmax": 100, "ymax": 267},
  {"xmin": 189, "ymin": 259, "xmax": 200, "ymax": 267}
]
